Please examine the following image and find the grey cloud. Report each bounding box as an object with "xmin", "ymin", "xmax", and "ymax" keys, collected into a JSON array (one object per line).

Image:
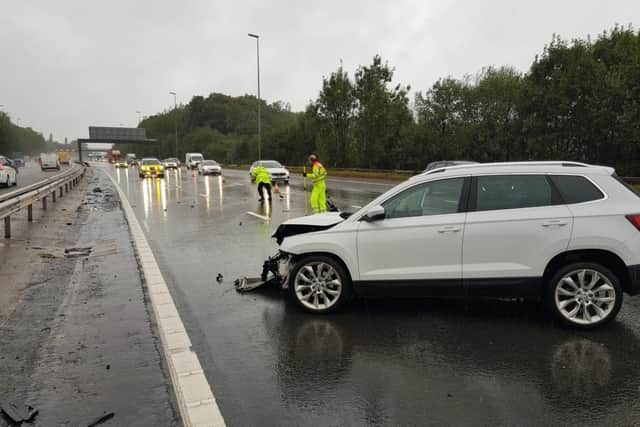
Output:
[{"xmin": 1, "ymin": 0, "xmax": 638, "ymax": 141}]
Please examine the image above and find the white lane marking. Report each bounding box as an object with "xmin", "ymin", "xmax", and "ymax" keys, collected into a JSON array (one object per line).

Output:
[
  {"xmin": 246, "ymin": 211, "xmax": 269, "ymax": 221},
  {"xmin": 104, "ymin": 169, "xmax": 225, "ymax": 427}
]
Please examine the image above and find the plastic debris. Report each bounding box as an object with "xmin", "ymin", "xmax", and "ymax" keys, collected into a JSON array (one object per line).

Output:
[
  {"xmin": 234, "ymin": 277, "xmax": 268, "ymax": 292},
  {"xmin": 87, "ymin": 411, "xmax": 115, "ymax": 426},
  {"xmin": 0, "ymin": 400, "xmax": 38, "ymax": 423},
  {"xmin": 216, "ymin": 273, "xmax": 224, "ymax": 283}
]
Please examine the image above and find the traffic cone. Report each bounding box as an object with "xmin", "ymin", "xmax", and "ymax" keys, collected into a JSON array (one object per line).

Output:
[{"xmin": 274, "ymin": 181, "xmax": 280, "ymax": 193}]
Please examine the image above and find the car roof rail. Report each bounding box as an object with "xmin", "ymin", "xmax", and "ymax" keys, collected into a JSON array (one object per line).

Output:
[{"xmin": 423, "ymin": 161, "xmax": 593, "ymax": 175}]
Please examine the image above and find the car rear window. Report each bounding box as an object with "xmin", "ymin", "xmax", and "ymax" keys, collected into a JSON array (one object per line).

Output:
[{"xmin": 549, "ymin": 175, "xmax": 605, "ymax": 204}]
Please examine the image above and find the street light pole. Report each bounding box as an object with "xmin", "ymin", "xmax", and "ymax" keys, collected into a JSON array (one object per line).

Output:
[
  {"xmin": 136, "ymin": 110, "xmax": 141, "ymax": 123},
  {"xmin": 169, "ymin": 91, "xmax": 178, "ymax": 158},
  {"xmin": 248, "ymin": 33, "xmax": 261, "ymax": 160}
]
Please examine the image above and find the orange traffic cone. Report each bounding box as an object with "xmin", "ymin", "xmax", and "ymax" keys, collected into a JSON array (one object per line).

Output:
[{"xmin": 274, "ymin": 181, "xmax": 280, "ymax": 193}]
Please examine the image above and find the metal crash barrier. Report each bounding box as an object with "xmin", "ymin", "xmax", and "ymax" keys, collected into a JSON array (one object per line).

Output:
[{"xmin": 0, "ymin": 163, "xmax": 87, "ymax": 238}]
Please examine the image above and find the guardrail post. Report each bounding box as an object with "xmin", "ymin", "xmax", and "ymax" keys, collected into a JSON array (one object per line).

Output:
[
  {"xmin": 4, "ymin": 216, "xmax": 10, "ymax": 239},
  {"xmin": 42, "ymin": 196, "xmax": 47, "ymax": 210},
  {"xmin": 59, "ymin": 187, "xmax": 63, "ymax": 197},
  {"xmin": 65, "ymin": 183, "xmax": 68, "ymax": 193},
  {"xmin": 27, "ymin": 204, "xmax": 33, "ymax": 221},
  {"xmin": 52, "ymin": 190, "xmax": 57, "ymax": 203}
]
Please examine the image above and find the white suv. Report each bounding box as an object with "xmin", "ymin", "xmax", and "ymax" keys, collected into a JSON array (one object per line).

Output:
[{"xmin": 275, "ymin": 161, "xmax": 640, "ymax": 328}]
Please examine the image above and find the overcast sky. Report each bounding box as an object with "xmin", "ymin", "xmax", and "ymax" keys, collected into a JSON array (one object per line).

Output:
[{"xmin": 1, "ymin": 0, "xmax": 638, "ymax": 142}]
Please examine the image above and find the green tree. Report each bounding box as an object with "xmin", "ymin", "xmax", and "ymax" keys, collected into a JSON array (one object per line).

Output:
[
  {"xmin": 353, "ymin": 55, "xmax": 413, "ymax": 169},
  {"xmin": 315, "ymin": 66, "xmax": 356, "ymax": 166}
]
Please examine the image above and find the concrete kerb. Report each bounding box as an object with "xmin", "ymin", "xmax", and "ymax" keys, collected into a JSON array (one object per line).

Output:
[{"xmin": 103, "ymin": 169, "xmax": 225, "ymax": 427}]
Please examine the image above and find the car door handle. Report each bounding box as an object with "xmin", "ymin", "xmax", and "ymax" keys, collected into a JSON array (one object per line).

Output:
[
  {"xmin": 437, "ymin": 226, "xmax": 461, "ymax": 233},
  {"xmin": 542, "ymin": 220, "xmax": 569, "ymax": 227}
]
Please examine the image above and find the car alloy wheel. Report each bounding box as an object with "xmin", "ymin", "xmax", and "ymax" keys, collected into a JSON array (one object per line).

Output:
[
  {"xmin": 552, "ymin": 264, "xmax": 621, "ymax": 328},
  {"xmin": 291, "ymin": 256, "xmax": 350, "ymax": 313}
]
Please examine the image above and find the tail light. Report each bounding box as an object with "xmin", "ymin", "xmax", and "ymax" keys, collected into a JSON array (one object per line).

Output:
[{"xmin": 626, "ymin": 215, "xmax": 640, "ymax": 231}]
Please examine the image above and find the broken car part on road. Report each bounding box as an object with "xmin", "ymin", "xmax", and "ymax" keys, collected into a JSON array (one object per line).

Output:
[{"xmin": 235, "ymin": 212, "xmax": 346, "ymax": 292}]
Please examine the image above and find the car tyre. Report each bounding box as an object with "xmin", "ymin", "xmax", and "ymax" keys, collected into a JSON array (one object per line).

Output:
[
  {"xmin": 289, "ymin": 255, "xmax": 352, "ymax": 314},
  {"xmin": 547, "ymin": 262, "xmax": 623, "ymax": 329}
]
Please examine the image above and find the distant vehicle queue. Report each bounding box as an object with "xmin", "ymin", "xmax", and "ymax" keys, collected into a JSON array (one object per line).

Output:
[{"xmin": 106, "ymin": 153, "xmax": 329, "ymax": 214}]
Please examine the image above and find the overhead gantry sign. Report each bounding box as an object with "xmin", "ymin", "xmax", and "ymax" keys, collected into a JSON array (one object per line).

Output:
[{"xmin": 77, "ymin": 126, "xmax": 157, "ymax": 161}]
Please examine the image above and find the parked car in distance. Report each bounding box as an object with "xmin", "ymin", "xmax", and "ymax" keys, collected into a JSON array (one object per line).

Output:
[
  {"xmin": 185, "ymin": 152, "xmax": 204, "ymax": 169},
  {"xmin": 425, "ymin": 160, "xmax": 478, "ymax": 171},
  {"xmin": 125, "ymin": 153, "xmax": 138, "ymax": 166},
  {"xmin": 163, "ymin": 158, "xmax": 180, "ymax": 169},
  {"xmin": 249, "ymin": 160, "xmax": 290, "ymax": 183},
  {"xmin": 274, "ymin": 161, "xmax": 640, "ymax": 329},
  {"xmin": 40, "ymin": 153, "xmax": 60, "ymax": 171},
  {"xmin": 0, "ymin": 156, "xmax": 18, "ymax": 187},
  {"xmin": 139, "ymin": 158, "xmax": 165, "ymax": 178},
  {"xmin": 198, "ymin": 160, "xmax": 222, "ymax": 176}
]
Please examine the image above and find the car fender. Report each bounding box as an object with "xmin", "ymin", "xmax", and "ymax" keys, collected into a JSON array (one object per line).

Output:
[{"xmin": 280, "ymin": 229, "xmax": 359, "ymax": 281}]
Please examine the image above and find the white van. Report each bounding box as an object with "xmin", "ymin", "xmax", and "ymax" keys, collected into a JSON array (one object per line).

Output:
[
  {"xmin": 40, "ymin": 153, "xmax": 60, "ymax": 171},
  {"xmin": 185, "ymin": 152, "xmax": 204, "ymax": 169}
]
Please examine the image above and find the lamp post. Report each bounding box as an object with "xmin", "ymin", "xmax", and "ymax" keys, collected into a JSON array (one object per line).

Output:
[
  {"xmin": 248, "ymin": 33, "xmax": 261, "ymax": 160},
  {"xmin": 169, "ymin": 91, "xmax": 178, "ymax": 158},
  {"xmin": 136, "ymin": 110, "xmax": 141, "ymax": 124}
]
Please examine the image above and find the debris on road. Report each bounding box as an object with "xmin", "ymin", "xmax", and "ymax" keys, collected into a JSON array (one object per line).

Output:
[
  {"xmin": 87, "ymin": 411, "xmax": 115, "ymax": 426},
  {"xmin": 64, "ymin": 247, "xmax": 92, "ymax": 258},
  {"xmin": 234, "ymin": 277, "xmax": 268, "ymax": 292},
  {"xmin": 92, "ymin": 187, "xmax": 103, "ymax": 193},
  {"xmin": 234, "ymin": 253, "xmax": 290, "ymax": 292},
  {"xmin": 0, "ymin": 400, "xmax": 38, "ymax": 424},
  {"xmin": 216, "ymin": 273, "xmax": 224, "ymax": 283}
]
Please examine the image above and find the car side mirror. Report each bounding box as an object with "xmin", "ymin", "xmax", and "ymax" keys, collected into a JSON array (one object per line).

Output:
[{"xmin": 361, "ymin": 205, "xmax": 386, "ymax": 222}]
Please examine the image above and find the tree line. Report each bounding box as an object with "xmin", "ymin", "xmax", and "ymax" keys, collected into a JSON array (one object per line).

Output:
[
  {"xmin": 0, "ymin": 112, "xmax": 52, "ymax": 157},
  {"xmin": 137, "ymin": 25, "xmax": 640, "ymax": 174}
]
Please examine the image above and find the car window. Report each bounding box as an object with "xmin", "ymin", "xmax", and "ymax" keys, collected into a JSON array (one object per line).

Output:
[
  {"xmin": 261, "ymin": 161, "xmax": 282, "ymax": 168},
  {"xmin": 550, "ymin": 175, "xmax": 605, "ymax": 204},
  {"xmin": 383, "ymin": 178, "xmax": 464, "ymax": 219},
  {"xmin": 142, "ymin": 159, "xmax": 160, "ymax": 165},
  {"xmin": 474, "ymin": 175, "xmax": 553, "ymax": 211}
]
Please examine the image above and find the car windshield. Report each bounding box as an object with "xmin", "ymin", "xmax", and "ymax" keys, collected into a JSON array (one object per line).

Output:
[
  {"xmin": 142, "ymin": 159, "xmax": 160, "ymax": 166},
  {"xmin": 260, "ymin": 161, "xmax": 282, "ymax": 168},
  {"xmin": 202, "ymin": 160, "xmax": 218, "ymax": 165},
  {"xmin": 165, "ymin": 158, "xmax": 178, "ymax": 162},
  {"xmin": 191, "ymin": 155, "xmax": 203, "ymax": 161}
]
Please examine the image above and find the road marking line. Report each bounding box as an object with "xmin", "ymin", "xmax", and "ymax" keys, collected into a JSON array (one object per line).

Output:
[
  {"xmin": 246, "ymin": 211, "xmax": 269, "ymax": 221},
  {"xmin": 104, "ymin": 170, "xmax": 225, "ymax": 427}
]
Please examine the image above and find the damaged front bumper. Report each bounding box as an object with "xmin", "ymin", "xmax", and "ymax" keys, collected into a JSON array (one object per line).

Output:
[{"xmin": 234, "ymin": 252, "xmax": 292, "ymax": 292}]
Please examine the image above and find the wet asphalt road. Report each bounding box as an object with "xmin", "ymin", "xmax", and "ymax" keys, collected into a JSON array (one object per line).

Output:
[{"xmin": 102, "ymin": 164, "xmax": 640, "ymax": 426}]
